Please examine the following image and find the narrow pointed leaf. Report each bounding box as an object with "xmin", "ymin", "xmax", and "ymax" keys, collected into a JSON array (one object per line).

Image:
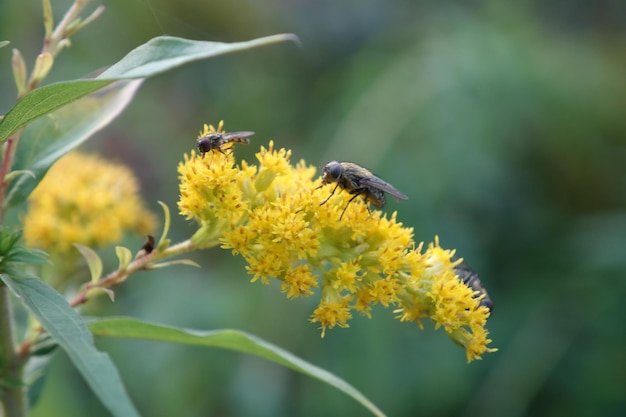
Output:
[
  {"xmin": 31, "ymin": 52, "xmax": 54, "ymax": 84},
  {"xmin": 156, "ymin": 201, "xmax": 171, "ymax": 250},
  {"xmin": 74, "ymin": 244, "xmax": 103, "ymax": 283},
  {"xmin": 87, "ymin": 287, "xmax": 115, "ymax": 302},
  {"xmin": 7, "ymin": 248, "xmax": 48, "ymax": 265},
  {"xmin": 0, "ymin": 34, "xmax": 299, "ymax": 143},
  {"xmin": 42, "ymin": 0, "xmax": 53, "ymax": 38},
  {"xmin": 5, "ymin": 79, "xmax": 143, "ymax": 207},
  {"xmin": 0, "ymin": 276, "xmax": 139, "ymax": 417},
  {"xmin": 89, "ymin": 316, "xmax": 386, "ymax": 417},
  {"xmin": 115, "ymin": 246, "xmax": 133, "ymax": 271},
  {"xmin": 98, "ymin": 34, "xmax": 300, "ymax": 79},
  {"xmin": 12, "ymin": 48, "xmax": 27, "ymax": 96},
  {"xmin": 25, "ymin": 351, "xmax": 55, "ymax": 408},
  {"xmin": 148, "ymin": 259, "xmax": 201, "ymax": 269},
  {"xmin": 0, "ymin": 79, "xmax": 111, "ymax": 143}
]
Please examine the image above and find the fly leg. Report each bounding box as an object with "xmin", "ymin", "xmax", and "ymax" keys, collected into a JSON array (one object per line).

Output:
[
  {"xmin": 340, "ymin": 190, "xmax": 366, "ymax": 220},
  {"xmin": 318, "ymin": 182, "xmax": 340, "ymax": 206}
]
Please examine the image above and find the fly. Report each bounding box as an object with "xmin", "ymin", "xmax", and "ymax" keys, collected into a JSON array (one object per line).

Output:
[
  {"xmin": 196, "ymin": 131, "xmax": 254, "ymax": 158},
  {"xmin": 317, "ymin": 160, "xmax": 408, "ymax": 219}
]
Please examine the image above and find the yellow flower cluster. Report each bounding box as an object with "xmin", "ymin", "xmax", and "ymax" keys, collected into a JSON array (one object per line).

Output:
[
  {"xmin": 23, "ymin": 152, "xmax": 156, "ymax": 255},
  {"xmin": 178, "ymin": 122, "xmax": 496, "ymax": 361}
]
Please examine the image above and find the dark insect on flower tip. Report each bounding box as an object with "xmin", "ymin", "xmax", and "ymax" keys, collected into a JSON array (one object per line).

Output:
[
  {"xmin": 453, "ymin": 257, "xmax": 494, "ymax": 313},
  {"xmin": 140, "ymin": 234, "xmax": 155, "ymax": 254}
]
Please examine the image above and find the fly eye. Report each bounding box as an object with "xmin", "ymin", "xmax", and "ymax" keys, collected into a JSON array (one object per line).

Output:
[
  {"xmin": 196, "ymin": 138, "xmax": 209, "ymax": 152},
  {"xmin": 325, "ymin": 162, "xmax": 342, "ymax": 180}
]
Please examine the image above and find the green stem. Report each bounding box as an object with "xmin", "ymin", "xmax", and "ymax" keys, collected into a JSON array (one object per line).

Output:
[
  {"xmin": 46, "ymin": 0, "xmax": 90, "ymax": 55},
  {"xmin": 17, "ymin": 238, "xmax": 217, "ymax": 357},
  {"xmin": 0, "ymin": 284, "xmax": 27, "ymax": 417},
  {"xmin": 71, "ymin": 238, "xmax": 211, "ymax": 308}
]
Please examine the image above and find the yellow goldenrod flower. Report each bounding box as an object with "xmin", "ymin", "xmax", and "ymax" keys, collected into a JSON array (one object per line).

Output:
[
  {"xmin": 23, "ymin": 152, "xmax": 156, "ymax": 255},
  {"xmin": 282, "ymin": 264, "xmax": 318, "ymax": 298},
  {"xmin": 178, "ymin": 121, "xmax": 496, "ymax": 361},
  {"xmin": 311, "ymin": 296, "xmax": 353, "ymax": 338}
]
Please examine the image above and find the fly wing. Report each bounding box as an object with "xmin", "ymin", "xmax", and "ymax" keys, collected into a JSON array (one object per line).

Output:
[
  {"xmin": 222, "ymin": 131, "xmax": 255, "ymax": 141},
  {"xmin": 361, "ymin": 175, "xmax": 408, "ymax": 200}
]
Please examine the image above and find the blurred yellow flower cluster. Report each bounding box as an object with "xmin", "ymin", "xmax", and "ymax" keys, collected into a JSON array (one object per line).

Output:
[
  {"xmin": 178, "ymin": 122, "xmax": 496, "ymax": 362},
  {"xmin": 23, "ymin": 152, "xmax": 156, "ymax": 255}
]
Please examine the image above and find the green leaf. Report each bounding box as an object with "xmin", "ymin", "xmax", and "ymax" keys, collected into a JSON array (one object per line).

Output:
[
  {"xmin": 0, "ymin": 40, "xmax": 9, "ymax": 49},
  {"xmin": 6, "ymin": 248, "xmax": 48, "ymax": 265},
  {"xmin": 0, "ymin": 79, "xmax": 112, "ymax": 143},
  {"xmin": 98, "ymin": 34, "xmax": 300, "ymax": 79},
  {"xmin": 5, "ymin": 79, "xmax": 143, "ymax": 208},
  {"xmin": 42, "ymin": 0, "xmax": 53, "ymax": 39},
  {"xmin": 25, "ymin": 348, "xmax": 56, "ymax": 408},
  {"xmin": 74, "ymin": 244, "xmax": 103, "ymax": 283},
  {"xmin": 4, "ymin": 169, "xmax": 35, "ymax": 183},
  {"xmin": 115, "ymin": 246, "xmax": 133, "ymax": 271},
  {"xmin": 148, "ymin": 259, "xmax": 201, "ymax": 269},
  {"xmin": 0, "ymin": 375, "xmax": 26, "ymax": 388},
  {"xmin": 0, "ymin": 276, "xmax": 140, "ymax": 417},
  {"xmin": 89, "ymin": 317, "xmax": 386, "ymax": 417},
  {"xmin": 0, "ymin": 34, "xmax": 299, "ymax": 144},
  {"xmin": 11, "ymin": 48, "xmax": 27, "ymax": 97},
  {"xmin": 156, "ymin": 201, "xmax": 171, "ymax": 251}
]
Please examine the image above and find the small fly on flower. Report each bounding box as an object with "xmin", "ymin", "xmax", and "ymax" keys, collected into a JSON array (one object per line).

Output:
[
  {"xmin": 453, "ymin": 258, "xmax": 494, "ymax": 312},
  {"xmin": 196, "ymin": 131, "xmax": 255, "ymax": 158},
  {"xmin": 317, "ymin": 160, "xmax": 408, "ymax": 219}
]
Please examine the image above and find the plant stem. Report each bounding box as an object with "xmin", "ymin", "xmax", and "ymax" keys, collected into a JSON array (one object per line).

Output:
[
  {"xmin": 0, "ymin": 284, "xmax": 27, "ymax": 417},
  {"xmin": 45, "ymin": 0, "xmax": 90, "ymax": 56},
  {"xmin": 70, "ymin": 239, "xmax": 200, "ymax": 307},
  {"xmin": 17, "ymin": 238, "xmax": 215, "ymax": 357}
]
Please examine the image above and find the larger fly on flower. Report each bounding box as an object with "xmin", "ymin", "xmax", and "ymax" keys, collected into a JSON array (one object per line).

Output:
[{"xmin": 317, "ymin": 160, "xmax": 408, "ymax": 219}]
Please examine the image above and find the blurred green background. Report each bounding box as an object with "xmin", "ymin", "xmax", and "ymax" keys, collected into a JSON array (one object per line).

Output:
[{"xmin": 2, "ymin": 0, "xmax": 626, "ymax": 416}]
